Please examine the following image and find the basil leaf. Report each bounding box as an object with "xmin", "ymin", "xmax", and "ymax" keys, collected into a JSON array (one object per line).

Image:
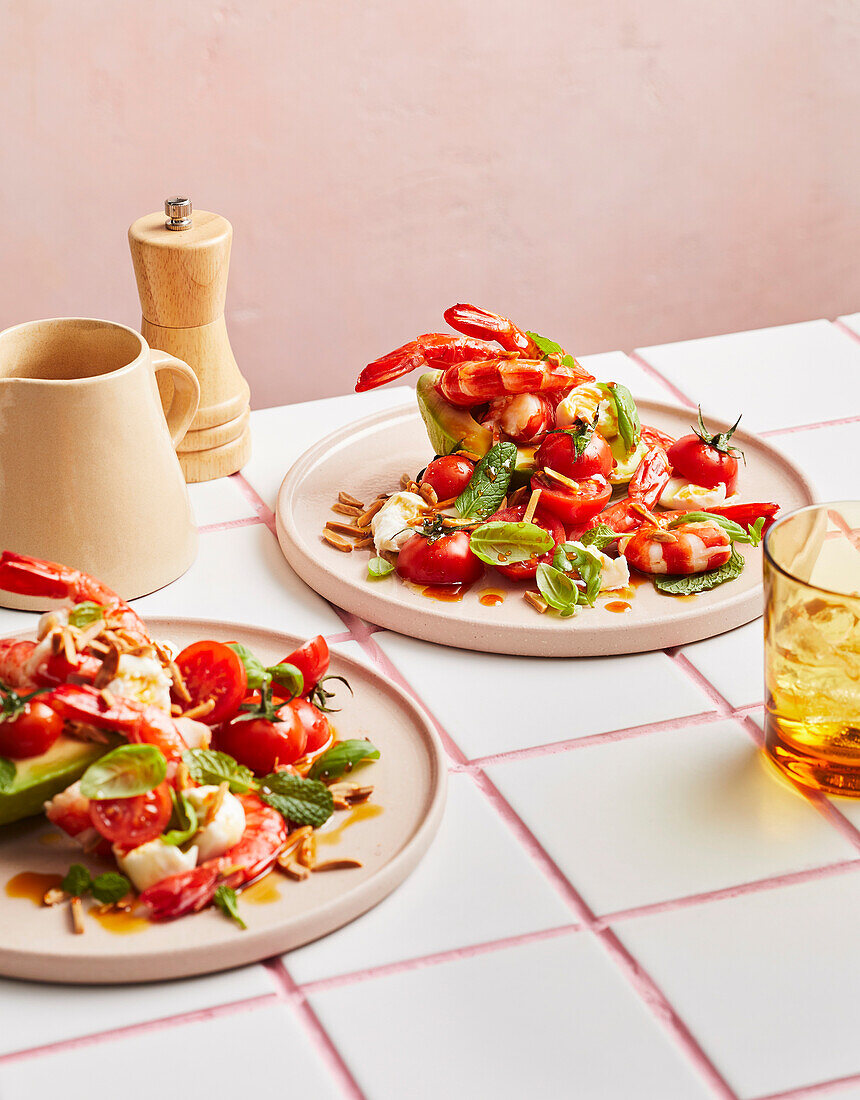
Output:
[
  {"xmin": 560, "ymin": 542, "xmax": 604, "ymax": 606},
  {"xmin": 652, "ymin": 545, "xmax": 745, "ymax": 596},
  {"xmin": 68, "ymin": 602, "xmax": 105, "ymax": 628},
  {"xmin": 259, "ymin": 772, "xmax": 334, "ymax": 828},
  {"xmin": 308, "ymin": 739, "xmax": 381, "ymax": 782},
  {"xmin": 161, "ymin": 788, "xmax": 199, "ymax": 847},
  {"xmin": 535, "ymin": 563, "xmax": 578, "ymax": 616},
  {"xmin": 182, "ymin": 749, "xmax": 255, "ymax": 795},
  {"xmin": 525, "ymin": 330, "xmax": 565, "ymax": 358},
  {"xmin": 748, "ymin": 517, "xmax": 765, "ymax": 546},
  {"xmin": 61, "ymin": 863, "xmax": 92, "ymax": 897},
  {"xmin": 667, "ymin": 511, "xmax": 748, "ymax": 542},
  {"xmin": 267, "ymin": 662, "xmax": 304, "ymax": 699},
  {"xmin": 228, "ymin": 643, "xmax": 269, "ymax": 691},
  {"xmin": 213, "ymin": 884, "xmax": 246, "ymax": 930},
  {"xmin": 91, "ymin": 872, "xmax": 131, "ymax": 904},
  {"xmin": 552, "ymin": 545, "xmax": 573, "ymax": 573},
  {"xmin": 0, "ymin": 756, "xmax": 15, "ymax": 793},
  {"xmin": 368, "ymin": 556, "xmax": 395, "ymax": 579},
  {"xmin": 80, "ymin": 744, "xmax": 167, "ymax": 800},
  {"xmin": 469, "ymin": 521, "xmax": 553, "ymax": 566},
  {"xmin": 455, "ymin": 441, "xmax": 517, "ymax": 519},
  {"xmin": 579, "ymin": 524, "xmax": 618, "ymax": 551},
  {"xmin": 598, "ymin": 383, "xmax": 641, "ymax": 455}
]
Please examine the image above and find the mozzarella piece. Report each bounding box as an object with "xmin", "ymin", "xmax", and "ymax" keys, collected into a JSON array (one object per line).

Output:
[
  {"xmin": 174, "ymin": 716, "xmax": 212, "ymax": 750},
  {"xmin": 569, "ymin": 542, "xmax": 630, "ymax": 592},
  {"xmin": 659, "ymin": 477, "xmax": 741, "ymax": 511},
  {"xmin": 371, "ymin": 492, "xmax": 426, "ymax": 554},
  {"xmin": 106, "ymin": 654, "xmax": 172, "ymax": 711},
  {"xmin": 554, "ymin": 383, "xmax": 604, "ymax": 429},
  {"xmin": 185, "ymin": 785, "xmax": 246, "ymax": 862},
  {"xmin": 115, "ymin": 839, "xmax": 199, "ymax": 892}
]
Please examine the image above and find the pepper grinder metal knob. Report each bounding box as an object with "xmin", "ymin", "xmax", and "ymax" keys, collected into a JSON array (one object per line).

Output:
[{"xmin": 128, "ymin": 197, "xmax": 252, "ymax": 482}]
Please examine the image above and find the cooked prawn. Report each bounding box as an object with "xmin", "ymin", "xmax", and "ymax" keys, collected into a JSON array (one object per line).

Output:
[
  {"xmin": 443, "ymin": 303, "xmax": 541, "ymax": 356},
  {"xmin": 624, "ymin": 520, "xmax": 732, "ymax": 575}
]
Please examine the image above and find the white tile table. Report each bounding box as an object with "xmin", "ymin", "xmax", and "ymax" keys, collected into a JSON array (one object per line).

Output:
[{"xmin": 1, "ymin": 326, "xmax": 859, "ymax": 1100}]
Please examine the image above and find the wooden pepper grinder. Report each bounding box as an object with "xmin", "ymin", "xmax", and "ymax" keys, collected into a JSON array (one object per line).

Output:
[{"xmin": 128, "ymin": 197, "xmax": 251, "ymax": 482}]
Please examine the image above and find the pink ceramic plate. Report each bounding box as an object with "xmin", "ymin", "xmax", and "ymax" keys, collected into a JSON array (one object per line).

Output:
[
  {"xmin": 276, "ymin": 400, "xmax": 815, "ymax": 656},
  {"xmin": 0, "ymin": 618, "xmax": 446, "ymax": 984}
]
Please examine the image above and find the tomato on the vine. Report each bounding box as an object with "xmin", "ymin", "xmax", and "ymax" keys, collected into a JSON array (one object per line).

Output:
[
  {"xmin": 530, "ymin": 472, "xmax": 612, "ymax": 526},
  {"xmin": 0, "ymin": 694, "xmax": 63, "ymax": 759},
  {"xmin": 287, "ymin": 696, "xmax": 332, "ymax": 755},
  {"xmin": 536, "ymin": 424, "xmax": 613, "ymax": 481},
  {"xmin": 89, "ymin": 781, "xmax": 173, "ymax": 849},
  {"xmin": 216, "ymin": 702, "xmax": 308, "ymax": 774},
  {"xmin": 485, "ymin": 505, "xmax": 565, "ymax": 581},
  {"xmin": 396, "ymin": 530, "xmax": 484, "ymax": 586},
  {"xmin": 174, "ymin": 640, "xmax": 247, "ymax": 725},
  {"xmin": 667, "ymin": 409, "xmax": 743, "ymax": 492},
  {"xmin": 420, "ymin": 455, "xmax": 475, "ymax": 501},
  {"xmin": 280, "ymin": 636, "xmax": 329, "ymax": 696}
]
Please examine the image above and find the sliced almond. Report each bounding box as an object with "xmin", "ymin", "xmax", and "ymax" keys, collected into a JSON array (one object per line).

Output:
[
  {"xmin": 453, "ymin": 450, "xmax": 482, "ymax": 462},
  {"xmin": 338, "ymin": 491, "xmax": 365, "ymax": 509},
  {"xmin": 433, "ymin": 495, "xmax": 460, "ymax": 509},
  {"xmin": 70, "ymin": 895, "xmax": 85, "ymax": 934},
  {"xmin": 280, "ymin": 860, "xmax": 311, "ymax": 881},
  {"xmin": 204, "ymin": 781, "xmax": 228, "ymax": 827},
  {"xmin": 353, "ymin": 537, "xmax": 375, "ymax": 551},
  {"xmin": 313, "ymin": 859, "xmax": 363, "ymax": 872},
  {"xmin": 357, "ymin": 498, "xmax": 385, "ymax": 527},
  {"xmin": 399, "ymin": 473, "xmax": 412, "ymax": 490},
  {"xmin": 523, "ymin": 487, "xmax": 542, "ymax": 524},
  {"xmin": 331, "ymin": 502, "xmax": 363, "ymax": 518},
  {"xmin": 541, "ymin": 466, "xmax": 584, "ymax": 492},
  {"xmin": 323, "ymin": 531, "xmax": 353, "ymax": 553},
  {"xmin": 43, "ymin": 887, "xmax": 68, "ymax": 907},
  {"xmin": 419, "ymin": 482, "xmax": 438, "ymax": 506},
  {"xmin": 524, "ymin": 590, "xmax": 548, "ymax": 614},
  {"xmin": 182, "ymin": 697, "xmax": 217, "ymax": 721},
  {"xmin": 297, "ymin": 834, "xmax": 317, "ymax": 869},
  {"xmin": 325, "ymin": 520, "xmax": 365, "ymax": 537}
]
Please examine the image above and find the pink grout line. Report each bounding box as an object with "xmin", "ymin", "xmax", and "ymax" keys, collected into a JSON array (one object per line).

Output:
[
  {"xmin": 756, "ymin": 1067, "xmax": 860, "ymax": 1100},
  {"xmin": 667, "ymin": 650, "xmax": 736, "ymax": 714},
  {"xmin": 0, "ymin": 992, "xmax": 277, "ymax": 1067},
  {"xmin": 324, "ymin": 630, "xmax": 359, "ymax": 645},
  {"xmin": 760, "ymin": 413, "xmax": 860, "ymax": 437},
  {"xmin": 197, "ymin": 515, "xmax": 265, "ymax": 534},
  {"xmin": 298, "ymin": 923, "xmax": 581, "ymax": 995},
  {"xmin": 832, "ymin": 317, "xmax": 860, "ymax": 347},
  {"xmin": 628, "ymin": 350, "xmax": 698, "ymax": 409},
  {"xmin": 231, "ymin": 471, "xmax": 279, "ymax": 534},
  {"xmin": 264, "ymin": 959, "xmax": 367, "ymax": 1100}
]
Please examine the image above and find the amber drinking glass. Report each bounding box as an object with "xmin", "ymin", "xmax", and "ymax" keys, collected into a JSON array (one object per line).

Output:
[{"xmin": 764, "ymin": 502, "xmax": 860, "ymax": 794}]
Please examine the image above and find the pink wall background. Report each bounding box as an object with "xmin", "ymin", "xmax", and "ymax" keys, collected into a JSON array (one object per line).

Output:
[{"xmin": 2, "ymin": 0, "xmax": 859, "ymax": 408}]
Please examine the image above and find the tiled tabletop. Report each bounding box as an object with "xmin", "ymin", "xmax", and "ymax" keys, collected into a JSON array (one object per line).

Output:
[{"xmin": 1, "ymin": 321, "xmax": 860, "ymax": 1100}]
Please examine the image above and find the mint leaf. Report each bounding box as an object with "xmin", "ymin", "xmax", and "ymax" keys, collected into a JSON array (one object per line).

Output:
[
  {"xmin": 62, "ymin": 864, "xmax": 92, "ymax": 897},
  {"xmin": 308, "ymin": 740, "xmax": 380, "ymax": 782},
  {"xmin": 182, "ymin": 749, "xmax": 255, "ymax": 795},
  {"xmin": 161, "ymin": 788, "xmax": 199, "ymax": 847},
  {"xmin": 579, "ymin": 524, "xmax": 618, "ymax": 551},
  {"xmin": 91, "ymin": 872, "xmax": 131, "ymax": 904},
  {"xmin": 455, "ymin": 441, "xmax": 517, "ymax": 520},
  {"xmin": 228, "ymin": 643, "xmax": 269, "ymax": 691},
  {"xmin": 469, "ymin": 521, "xmax": 553, "ymax": 566},
  {"xmin": 267, "ymin": 662, "xmax": 303, "ymax": 699},
  {"xmin": 213, "ymin": 884, "xmax": 246, "ymax": 930},
  {"xmin": 748, "ymin": 517, "xmax": 765, "ymax": 546},
  {"xmin": 368, "ymin": 556, "xmax": 395, "ymax": 579},
  {"xmin": 259, "ymin": 772, "xmax": 334, "ymax": 828},
  {"xmin": 598, "ymin": 383, "xmax": 641, "ymax": 455},
  {"xmin": 652, "ymin": 545, "xmax": 745, "ymax": 596},
  {"xmin": 0, "ymin": 756, "xmax": 14, "ymax": 793},
  {"xmin": 68, "ymin": 602, "xmax": 105, "ymax": 628},
  {"xmin": 80, "ymin": 744, "xmax": 167, "ymax": 800}
]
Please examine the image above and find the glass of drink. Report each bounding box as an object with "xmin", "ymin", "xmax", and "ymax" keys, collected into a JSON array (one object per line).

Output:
[{"xmin": 764, "ymin": 501, "xmax": 860, "ymax": 794}]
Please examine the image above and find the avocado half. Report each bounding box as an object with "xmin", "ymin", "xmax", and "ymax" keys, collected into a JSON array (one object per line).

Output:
[
  {"xmin": 0, "ymin": 736, "xmax": 114, "ymax": 827},
  {"xmin": 415, "ymin": 372, "xmax": 537, "ymax": 486}
]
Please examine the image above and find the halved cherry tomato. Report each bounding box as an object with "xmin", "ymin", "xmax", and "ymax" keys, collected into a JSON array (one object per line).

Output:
[
  {"xmin": 0, "ymin": 698, "xmax": 63, "ymax": 759},
  {"xmin": 420, "ymin": 455, "xmax": 475, "ymax": 500},
  {"xmin": 89, "ymin": 781, "xmax": 173, "ymax": 849},
  {"xmin": 536, "ymin": 428, "xmax": 613, "ymax": 481},
  {"xmin": 174, "ymin": 640, "xmax": 248, "ymax": 725},
  {"xmin": 216, "ymin": 706, "xmax": 308, "ymax": 774},
  {"xmin": 530, "ymin": 472, "xmax": 612, "ymax": 526},
  {"xmin": 280, "ymin": 636, "xmax": 329, "ymax": 695},
  {"xmin": 396, "ymin": 530, "xmax": 484, "ymax": 586},
  {"xmin": 485, "ymin": 505, "xmax": 565, "ymax": 580},
  {"xmin": 288, "ymin": 696, "xmax": 333, "ymax": 755}
]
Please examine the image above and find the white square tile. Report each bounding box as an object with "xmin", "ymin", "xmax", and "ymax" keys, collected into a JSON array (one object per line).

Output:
[
  {"xmin": 680, "ymin": 619, "xmax": 765, "ymax": 708},
  {"xmin": 131, "ymin": 524, "xmax": 343, "ymax": 637},
  {"xmin": 579, "ymin": 349, "xmax": 678, "ymax": 404},
  {"xmin": 766, "ymin": 420, "xmax": 860, "ymax": 502},
  {"xmin": 284, "ymin": 773, "xmax": 573, "ymax": 983},
  {"xmin": 636, "ymin": 320, "xmax": 860, "ymax": 431},
  {"xmin": 0, "ymin": 1002, "xmax": 342, "ymax": 1100},
  {"xmin": 837, "ymin": 312, "xmax": 860, "ymax": 338},
  {"xmin": 186, "ymin": 475, "xmax": 257, "ymax": 527},
  {"xmin": 375, "ymin": 631, "xmax": 714, "ymax": 759},
  {"xmin": 243, "ymin": 388, "xmax": 413, "ymax": 511},
  {"xmin": 613, "ymin": 871, "xmax": 860, "ymax": 1097},
  {"xmin": 0, "ymin": 965, "xmax": 274, "ymax": 1056},
  {"xmin": 309, "ymin": 933, "xmax": 713, "ymax": 1099},
  {"xmin": 487, "ymin": 719, "xmax": 855, "ymax": 915}
]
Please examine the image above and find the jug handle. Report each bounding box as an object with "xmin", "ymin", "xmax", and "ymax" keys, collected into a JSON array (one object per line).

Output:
[{"xmin": 150, "ymin": 351, "xmax": 200, "ymax": 448}]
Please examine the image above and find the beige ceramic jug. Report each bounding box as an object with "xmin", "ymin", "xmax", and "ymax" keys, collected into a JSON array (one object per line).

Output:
[{"xmin": 0, "ymin": 317, "xmax": 200, "ymax": 610}]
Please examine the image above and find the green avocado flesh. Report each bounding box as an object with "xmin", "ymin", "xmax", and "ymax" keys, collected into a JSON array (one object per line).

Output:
[
  {"xmin": 415, "ymin": 372, "xmax": 537, "ymax": 484},
  {"xmin": 0, "ymin": 737, "xmax": 112, "ymax": 827}
]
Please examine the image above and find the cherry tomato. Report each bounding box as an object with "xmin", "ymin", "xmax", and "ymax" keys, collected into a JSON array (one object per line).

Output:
[
  {"xmin": 486, "ymin": 505, "xmax": 565, "ymax": 580},
  {"xmin": 280, "ymin": 636, "xmax": 329, "ymax": 695},
  {"xmin": 174, "ymin": 641, "xmax": 248, "ymax": 725},
  {"xmin": 216, "ymin": 706, "xmax": 308, "ymax": 774},
  {"xmin": 667, "ymin": 435, "xmax": 739, "ymax": 492},
  {"xmin": 0, "ymin": 699, "xmax": 63, "ymax": 759},
  {"xmin": 396, "ymin": 530, "xmax": 484, "ymax": 586},
  {"xmin": 287, "ymin": 696, "xmax": 333, "ymax": 755},
  {"xmin": 420, "ymin": 455, "xmax": 475, "ymax": 500},
  {"xmin": 530, "ymin": 472, "xmax": 612, "ymax": 526},
  {"xmin": 89, "ymin": 781, "xmax": 173, "ymax": 849},
  {"xmin": 536, "ymin": 428, "xmax": 613, "ymax": 480}
]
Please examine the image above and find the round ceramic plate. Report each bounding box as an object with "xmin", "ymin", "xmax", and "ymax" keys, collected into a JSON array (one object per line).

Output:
[
  {"xmin": 0, "ymin": 618, "xmax": 446, "ymax": 984},
  {"xmin": 276, "ymin": 400, "xmax": 815, "ymax": 656}
]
